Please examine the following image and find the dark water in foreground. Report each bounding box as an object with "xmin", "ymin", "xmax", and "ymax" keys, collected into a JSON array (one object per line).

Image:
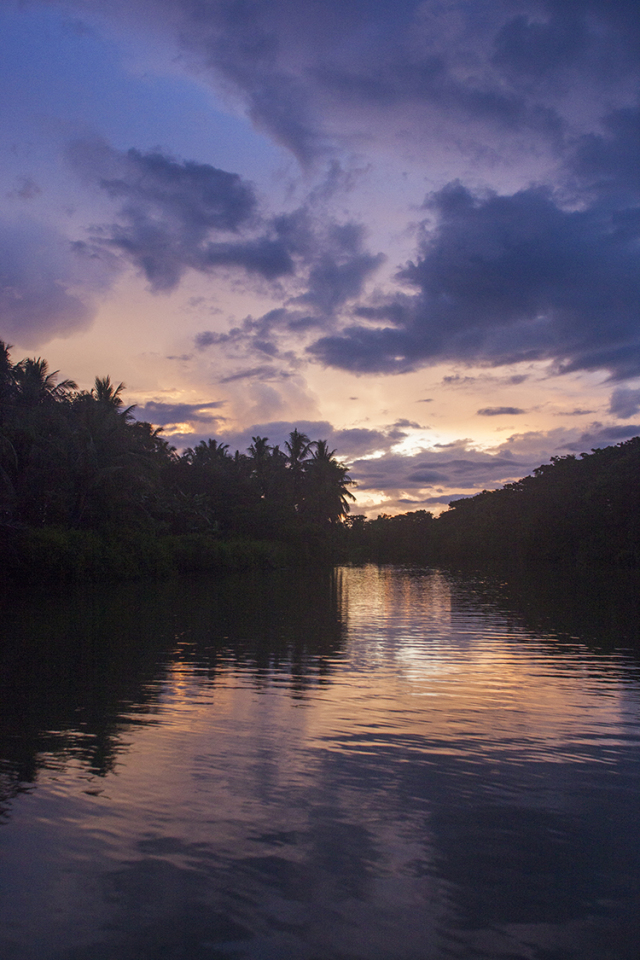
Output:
[{"xmin": 1, "ymin": 565, "xmax": 640, "ymax": 960}]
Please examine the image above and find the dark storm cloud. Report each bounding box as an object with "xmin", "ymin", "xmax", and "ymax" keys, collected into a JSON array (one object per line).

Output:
[
  {"xmin": 309, "ymin": 181, "xmax": 640, "ymax": 379},
  {"xmin": 0, "ymin": 219, "xmax": 114, "ymax": 347}
]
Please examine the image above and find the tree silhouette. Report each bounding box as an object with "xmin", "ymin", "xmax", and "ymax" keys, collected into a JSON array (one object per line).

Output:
[
  {"xmin": 12, "ymin": 357, "xmax": 76, "ymax": 407},
  {"xmin": 303, "ymin": 440, "xmax": 355, "ymax": 524},
  {"xmin": 284, "ymin": 429, "xmax": 312, "ymax": 512}
]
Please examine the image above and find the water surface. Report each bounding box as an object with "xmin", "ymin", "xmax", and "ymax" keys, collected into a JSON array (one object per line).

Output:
[{"xmin": 1, "ymin": 565, "xmax": 640, "ymax": 959}]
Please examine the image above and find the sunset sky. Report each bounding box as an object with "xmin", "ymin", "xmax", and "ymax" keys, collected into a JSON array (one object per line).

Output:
[{"xmin": 2, "ymin": 0, "xmax": 640, "ymax": 515}]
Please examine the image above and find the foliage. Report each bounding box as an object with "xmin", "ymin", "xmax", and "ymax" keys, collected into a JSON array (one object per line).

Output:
[
  {"xmin": 0, "ymin": 342, "xmax": 355, "ymax": 579},
  {"xmin": 3, "ymin": 340, "xmax": 638, "ymax": 576},
  {"xmin": 341, "ymin": 439, "xmax": 640, "ymax": 568}
]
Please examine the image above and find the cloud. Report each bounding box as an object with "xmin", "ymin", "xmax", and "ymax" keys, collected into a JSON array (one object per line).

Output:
[
  {"xmin": 477, "ymin": 406, "xmax": 526, "ymax": 416},
  {"xmin": 309, "ymin": 180, "xmax": 640, "ymax": 379},
  {"xmin": 0, "ymin": 218, "xmax": 114, "ymax": 347},
  {"xmin": 609, "ymin": 386, "xmax": 640, "ymax": 419},
  {"xmin": 556, "ymin": 408, "xmax": 596, "ymax": 416},
  {"xmin": 218, "ymin": 365, "xmax": 294, "ymax": 384},
  {"xmin": 494, "ymin": 421, "xmax": 640, "ymax": 458},
  {"xmin": 134, "ymin": 400, "xmax": 226, "ymax": 427},
  {"xmin": 343, "ymin": 419, "xmax": 640, "ymax": 514},
  {"xmin": 70, "ymin": 139, "xmax": 256, "ymax": 231},
  {"xmin": 191, "ymin": 222, "xmax": 384, "ymax": 365},
  {"xmin": 68, "ymin": 139, "xmax": 383, "ymax": 325},
  {"xmin": 291, "ymin": 222, "xmax": 385, "ymax": 314},
  {"xmin": 564, "ymin": 421, "xmax": 640, "ymax": 451},
  {"xmin": 491, "ymin": 9, "xmax": 589, "ymax": 83},
  {"xmin": 58, "ymin": 0, "xmax": 640, "ymax": 169},
  {"xmin": 132, "ymin": 401, "xmax": 640, "ymax": 514},
  {"xmin": 67, "ymin": 139, "xmax": 300, "ymax": 289},
  {"xmin": 194, "ymin": 310, "xmax": 290, "ymax": 361},
  {"xmin": 194, "ymin": 330, "xmax": 231, "ymax": 350},
  {"xmin": 573, "ymin": 105, "xmax": 640, "ymax": 198},
  {"xmin": 352, "ymin": 448, "xmax": 533, "ymax": 494},
  {"xmin": 19, "ymin": 0, "xmax": 640, "ymax": 441},
  {"xmin": 48, "ymin": 3, "xmax": 640, "ymax": 389},
  {"xmin": 6, "ymin": 177, "xmax": 42, "ymax": 201},
  {"xmin": 197, "ymin": 237, "xmax": 295, "ymax": 281}
]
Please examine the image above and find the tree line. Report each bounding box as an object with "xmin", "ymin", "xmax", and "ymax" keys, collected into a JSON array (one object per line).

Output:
[
  {"xmin": 2, "ymin": 340, "xmax": 638, "ymax": 578},
  {"xmin": 433, "ymin": 438, "xmax": 640, "ymax": 567},
  {"xmin": 347, "ymin": 438, "xmax": 640, "ymax": 568},
  {"xmin": 0, "ymin": 342, "xmax": 354, "ymax": 578}
]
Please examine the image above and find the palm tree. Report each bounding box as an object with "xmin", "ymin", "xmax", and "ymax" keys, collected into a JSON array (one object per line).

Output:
[
  {"xmin": 0, "ymin": 344, "xmax": 17, "ymax": 519},
  {"xmin": 285, "ymin": 428, "xmax": 312, "ymax": 467},
  {"xmin": 0, "ymin": 356, "xmax": 78, "ymax": 525},
  {"xmin": 68, "ymin": 380, "xmax": 172, "ymax": 527},
  {"xmin": 303, "ymin": 439, "xmax": 356, "ymax": 523},
  {"xmin": 12, "ymin": 357, "xmax": 76, "ymax": 406},
  {"xmin": 92, "ymin": 376, "xmax": 136, "ymax": 420},
  {"xmin": 0, "ymin": 342, "xmax": 17, "ymax": 515},
  {"xmin": 248, "ymin": 435, "xmax": 271, "ymax": 461},
  {"xmin": 284, "ymin": 429, "xmax": 312, "ymax": 511},
  {"xmin": 0, "ymin": 341, "xmax": 15, "ymax": 407},
  {"xmin": 183, "ymin": 437, "xmax": 231, "ymax": 466},
  {"xmin": 247, "ymin": 436, "xmax": 272, "ymax": 497}
]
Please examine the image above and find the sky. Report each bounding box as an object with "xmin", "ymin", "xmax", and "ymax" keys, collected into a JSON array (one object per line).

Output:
[{"xmin": 2, "ymin": 0, "xmax": 640, "ymax": 515}]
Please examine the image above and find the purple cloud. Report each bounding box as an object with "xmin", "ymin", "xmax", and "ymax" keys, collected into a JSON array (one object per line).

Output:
[{"xmin": 309, "ymin": 181, "xmax": 640, "ymax": 379}]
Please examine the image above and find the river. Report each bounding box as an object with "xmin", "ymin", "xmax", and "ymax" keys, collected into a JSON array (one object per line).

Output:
[{"xmin": 1, "ymin": 565, "xmax": 639, "ymax": 959}]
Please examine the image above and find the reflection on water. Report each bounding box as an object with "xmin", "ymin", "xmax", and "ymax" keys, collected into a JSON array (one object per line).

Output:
[{"xmin": 1, "ymin": 566, "xmax": 639, "ymax": 959}]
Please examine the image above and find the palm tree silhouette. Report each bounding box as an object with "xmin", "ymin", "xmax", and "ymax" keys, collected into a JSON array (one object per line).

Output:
[
  {"xmin": 12, "ymin": 357, "xmax": 76, "ymax": 406},
  {"xmin": 304, "ymin": 440, "xmax": 356, "ymax": 523},
  {"xmin": 284, "ymin": 429, "xmax": 311, "ymax": 511}
]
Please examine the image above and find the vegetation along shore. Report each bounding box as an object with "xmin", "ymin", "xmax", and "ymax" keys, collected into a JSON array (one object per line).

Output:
[{"xmin": 1, "ymin": 342, "xmax": 639, "ymax": 581}]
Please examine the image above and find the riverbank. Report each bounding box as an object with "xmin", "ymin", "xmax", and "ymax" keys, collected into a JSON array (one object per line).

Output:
[{"xmin": 0, "ymin": 527, "xmax": 295, "ymax": 583}]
